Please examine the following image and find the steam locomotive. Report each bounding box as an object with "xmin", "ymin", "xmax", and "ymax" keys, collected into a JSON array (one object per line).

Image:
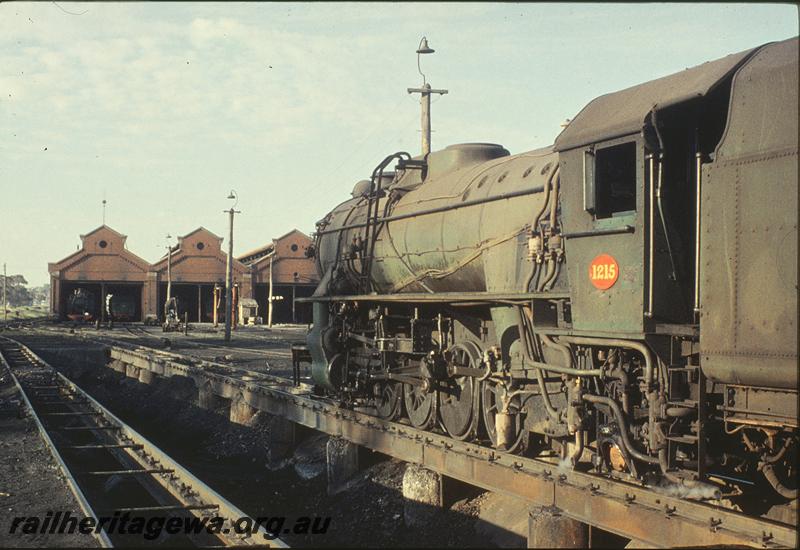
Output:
[
  {"xmin": 305, "ymin": 38, "xmax": 798, "ymax": 509},
  {"xmin": 105, "ymin": 293, "xmax": 138, "ymax": 322},
  {"xmin": 65, "ymin": 288, "xmax": 96, "ymax": 322},
  {"xmin": 65, "ymin": 288, "xmax": 138, "ymax": 322}
]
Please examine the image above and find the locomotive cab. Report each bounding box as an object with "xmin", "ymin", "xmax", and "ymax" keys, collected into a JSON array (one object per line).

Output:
[{"xmin": 554, "ymin": 44, "xmax": 758, "ymax": 333}]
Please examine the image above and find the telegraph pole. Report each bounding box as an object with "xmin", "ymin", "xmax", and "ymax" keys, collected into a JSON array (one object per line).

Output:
[
  {"xmin": 225, "ymin": 208, "xmax": 234, "ymax": 341},
  {"xmin": 407, "ymin": 37, "xmax": 447, "ymax": 156},
  {"xmin": 268, "ymin": 254, "xmax": 274, "ymax": 328},
  {"xmin": 165, "ymin": 235, "xmax": 173, "ymax": 320},
  {"xmin": 2, "ymin": 263, "xmax": 6, "ymax": 327},
  {"xmin": 224, "ymin": 191, "xmax": 241, "ymax": 343}
]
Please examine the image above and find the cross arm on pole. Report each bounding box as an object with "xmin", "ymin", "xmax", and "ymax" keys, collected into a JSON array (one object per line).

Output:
[{"xmin": 407, "ymin": 87, "xmax": 448, "ymax": 95}]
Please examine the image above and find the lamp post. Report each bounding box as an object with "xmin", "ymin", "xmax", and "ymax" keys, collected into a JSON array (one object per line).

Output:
[
  {"xmin": 163, "ymin": 234, "xmax": 175, "ymax": 321},
  {"xmin": 268, "ymin": 253, "xmax": 274, "ymax": 328},
  {"xmin": 2, "ymin": 263, "xmax": 6, "ymax": 328},
  {"xmin": 224, "ymin": 190, "xmax": 241, "ymax": 343},
  {"xmin": 407, "ymin": 37, "xmax": 448, "ymax": 156},
  {"xmin": 160, "ymin": 235, "xmax": 177, "ymax": 327},
  {"xmin": 165, "ymin": 235, "xmax": 173, "ymax": 302}
]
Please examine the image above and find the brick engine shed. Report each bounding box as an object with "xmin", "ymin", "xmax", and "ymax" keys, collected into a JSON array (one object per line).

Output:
[
  {"xmin": 48, "ymin": 226, "xmax": 152, "ymax": 322},
  {"xmin": 150, "ymin": 228, "xmax": 251, "ymax": 323},
  {"xmin": 49, "ymin": 225, "xmax": 319, "ymax": 324},
  {"xmin": 238, "ymin": 229, "xmax": 318, "ymax": 324}
]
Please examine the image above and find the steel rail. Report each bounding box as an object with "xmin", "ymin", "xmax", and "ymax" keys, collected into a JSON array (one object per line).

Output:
[
  {"xmin": 0, "ymin": 337, "xmax": 288, "ymax": 548},
  {"xmin": 0, "ymin": 342, "xmax": 113, "ymax": 549},
  {"xmin": 20, "ymin": 328, "xmax": 799, "ymax": 548}
]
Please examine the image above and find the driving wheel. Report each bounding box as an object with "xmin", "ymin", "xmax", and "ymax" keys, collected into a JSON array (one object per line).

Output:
[
  {"xmin": 439, "ymin": 341, "xmax": 482, "ymax": 440},
  {"xmin": 404, "ymin": 383, "xmax": 437, "ymax": 430},
  {"xmin": 374, "ymin": 381, "xmax": 403, "ymax": 421}
]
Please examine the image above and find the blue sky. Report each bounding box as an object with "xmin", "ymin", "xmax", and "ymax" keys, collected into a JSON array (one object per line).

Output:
[{"xmin": 1, "ymin": 2, "xmax": 796, "ymax": 286}]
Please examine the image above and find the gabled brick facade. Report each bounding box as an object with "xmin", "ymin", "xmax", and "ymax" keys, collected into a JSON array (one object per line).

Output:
[
  {"xmin": 239, "ymin": 229, "xmax": 319, "ymax": 324},
  {"xmin": 49, "ymin": 225, "xmax": 318, "ymax": 324}
]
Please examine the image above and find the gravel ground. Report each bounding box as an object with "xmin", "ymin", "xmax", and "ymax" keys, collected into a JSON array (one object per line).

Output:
[{"xmin": 0, "ymin": 365, "xmax": 99, "ymax": 548}]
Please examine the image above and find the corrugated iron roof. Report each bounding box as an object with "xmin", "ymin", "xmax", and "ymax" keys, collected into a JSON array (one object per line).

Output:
[
  {"xmin": 237, "ymin": 243, "xmax": 275, "ymax": 265},
  {"xmin": 554, "ymin": 45, "xmax": 762, "ymax": 151}
]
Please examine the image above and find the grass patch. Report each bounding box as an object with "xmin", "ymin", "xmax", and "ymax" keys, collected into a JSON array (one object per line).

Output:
[{"xmin": 3, "ymin": 305, "xmax": 49, "ymax": 320}]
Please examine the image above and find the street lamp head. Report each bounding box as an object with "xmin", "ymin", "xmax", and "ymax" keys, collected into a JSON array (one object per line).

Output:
[
  {"xmin": 227, "ymin": 189, "xmax": 239, "ymax": 208},
  {"xmin": 416, "ymin": 36, "xmax": 436, "ymax": 85},
  {"xmin": 417, "ymin": 37, "xmax": 435, "ymax": 55}
]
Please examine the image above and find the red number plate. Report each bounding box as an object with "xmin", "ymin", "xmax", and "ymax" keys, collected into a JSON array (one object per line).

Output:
[{"xmin": 589, "ymin": 254, "xmax": 619, "ymax": 290}]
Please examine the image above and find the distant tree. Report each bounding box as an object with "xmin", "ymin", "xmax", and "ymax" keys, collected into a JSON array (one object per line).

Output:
[
  {"xmin": 1, "ymin": 274, "xmax": 32, "ymax": 307},
  {"xmin": 29, "ymin": 284, "xmax": 50, "ymax": 305}
]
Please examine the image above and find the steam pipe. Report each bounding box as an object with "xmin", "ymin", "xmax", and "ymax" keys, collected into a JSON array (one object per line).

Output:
[
  {"xmin": 329, "ymin": 194, "xmax": 367, "ymax": 288},
  {"xmin": 528, "ymin": 359, "xmax": 603, "ymax": 378},
  {"xmin": 523, "ymin": 262, "xmax": 541, "ymax": 294},
  {"xmin": 362, "ymin": 153, "xmax": 409, "ymax": 290},
  {"xmin": 757, "ymin": 439, "xmax": 798, "ymax": 499},
  {"xmin": 540, "ymin": 333, "xmax": 574, "ymax": 370},
  {"xmin": 542, "ymin": 259, "xmax": 562, "ymax": 290},
  {"xmin": 646, "ymin": 154, "xmax": 656, "ymax": 318},
  {"xmin": 656, "ymin": 154, "xmax": 679, "ymax": 282},
  {"xmin": 527, "ymin": 330, "xmax": 604, "ymax": 377},
  {"xmin": 558, "ymin": 336, "xmax": 656, "ymax": 399},
  {"xmin": 570, "ymin": 430, "xmax": 585, "ymax": 466},
  {"xmin": 548, "ymin": 169, "xmax": 560, "ymax": 228},
  {"xmin": 532, "ymin": 359, "xmax": 560, "ymax": 421},
  {"xmin": 761, "ymin": 463, "xmax": 798, "ymax": 500},
  {"xmin": 651, "ymin": 109, "xmax": 666, "ymax": 153},
  {"xmin": 582, "ymin": 394, "xmax": 658, "ymax": 465},
  {"xmin": 765, "ymin": 437, "xmax": 793, "ymax": 464},
  {"xmin": 317, "ymin": 184, "xmax": 546, "ymax": 236},
  {"xmin": 536, "ymin": 259, "xmax": 554, "ymax": 292},
  {"xmin": 559, "ymin": 335, "xmax": 660, "ymax": 452},
  {"xmin": 523, "ymin": 167, "xmax": 558, "ymax": 292},
  {"xmin": 694, "ymin": 152, "xmax": 702, "ymax": 314},
  {"xmin": 534, "ymin": 167, "xmax": 557, "ymax": 235},
  {"xmin": 363, "ymin": 163, "xmax": 387, "ymax": 285},
  {"xmin": 606, "ymin": 364, "xmax": 631, "ymax": 414},
  {"xmin": 542, "ymin": 170, "xmax": 562, "ymax": 291},
  {"xmin": 516, "ymin": 308, "xmax": 559, "ymax": 421}
]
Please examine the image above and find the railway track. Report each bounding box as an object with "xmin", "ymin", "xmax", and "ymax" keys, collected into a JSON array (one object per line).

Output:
[
  {"xmin": 120, "ymin": 324, "xmax": 293, "ymax": 359},
  {"xmin": 0, "ymin": 336, "xmax": 287, "ymax": 548},
  {"xmin": 124, "ymin": 325, "xmax": 152, "ymax": 338}
]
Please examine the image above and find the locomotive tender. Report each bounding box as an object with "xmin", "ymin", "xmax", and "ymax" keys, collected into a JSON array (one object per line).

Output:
[{"xmin": 305, "ymin": 38, "xmax": 798, "ymax": 507}]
